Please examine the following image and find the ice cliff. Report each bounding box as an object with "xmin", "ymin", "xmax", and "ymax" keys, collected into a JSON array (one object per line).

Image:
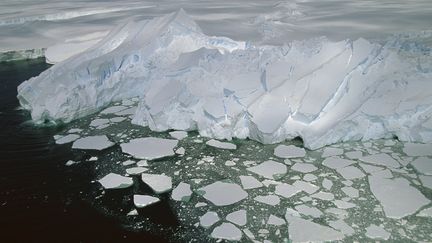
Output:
[{"xmin": 17, "ymin": 10, "xmax": 432, "ymax": 149}]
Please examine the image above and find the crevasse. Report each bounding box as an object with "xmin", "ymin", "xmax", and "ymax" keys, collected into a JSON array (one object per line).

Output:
[{"xmin": 17, "ymin": 10, "xmax": 432, "ymax": 149}]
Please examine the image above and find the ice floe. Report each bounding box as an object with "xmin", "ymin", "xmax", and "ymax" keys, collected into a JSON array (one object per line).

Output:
[
  {"xmin": 246, "ymin": 160, "xmax": 287, "ymax": 180},
  {"xmin": 141, "ymin": 174, "xmax": 172, "ymax": 194},
  {"xmin": 286, "ymin": 216, "xmax": 344, "ymax": 242},
  {"xmin": 133, "ymin": 195, "xmax": 160, "ymax": 208},
  {"xmin": 226, "ymin": 210, "xmax": 247, "ymax": 226},
  {"xmin": 211, "ymin": 223, "xmax": 242, "ymax": 241},
  {"xmin": 72, "ymin": 135, "xmax": 114, "ymax": 150},
  {"xmin": 274, "ymin": 145, "xmax": 306, "ymax": 158},
  {"xmin": 98, "ymin": 173, "xmax": 133, "ymax": 189},
  {"xmin": 206, "ymin": 139, "xmax": 237, "ymax": 150},
  {"xmin": 120, "ymin": 137, "xmax": 178, "ymax": 160},
  {"xmin": 239, "ymin": 175, "xmax": 263, "ymax": 190},
  {"xmin": 198, "ymin": 181, "xmax": 247, "ymax": 206},
  {"xmin": 199, "ymin": 211, "xmax": 220, "ymax": 228},
  {"xmin": 365, "ymin": 224, "xmax": 391, "ymax": 240},
  {"xmin": 171, "ymin": 182, "xmax": 192, "ymax": 202}
]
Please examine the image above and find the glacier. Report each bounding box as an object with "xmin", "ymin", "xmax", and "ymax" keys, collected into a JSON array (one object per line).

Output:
[{"xmin": 17, "ymin": 10, "xmax": 432, "ymax": 149}]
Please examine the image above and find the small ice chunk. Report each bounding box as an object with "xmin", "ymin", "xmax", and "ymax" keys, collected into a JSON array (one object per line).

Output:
[
  {"xmin": 98, "ymin": 173, "xmax": 133, "ymax": 189},
  {"xmin": 311, "ymin": 191, "xmax": 334, "ymax": 201},
  {"xmin": 293, "ymin": 181, "xmax": 319, "ymax": 194},
  {"xmin": 171, "ymin": 182, "xmax": 192, "ymax": 202},
  {"xmin": 336, "ymin": 166, "xmax": 365, "ymax": 180},
  {"xmin": 322, "ymin": 178, "xmax": 333, "ymax": 190},
  {"xmin": 67, "ymin": 128, "xmax": 82, "ymax": 133},
  {"xmin": 286, "ymin": 216, "xmax": 344, "ymax": 242},
  {"xmin": 403, "ymin": 143, "xmax": 432, "ymax": 156},
  {"xmin": 226, "ymin": 209, "xmax": 247, "ymax": 226},
  {"xmin": 254, "ymin": 195, "xmax": 280, "ymax": 206},
  {"xmin": 206, "ymin": 139, "xmax": 237, "ymax": 150},
  {"xmin": 56, "ymin": 134, "xmax": 80, "ymax": 144},
  {"xmin": 65, "ymin": 160, "xmax": 78, "ymax": 166},
  {"xmin": 417, "ymin": 207, "xmax": 432, "ymax": 217},
  {"xmin": 368, "ymin": 175, "xmax": 430, "ymax": 219},
  {"xmin": 211, "ymin": 223, "xmax": 242, "ymax": 241},
  {"xmin": 110, "ymin": 117, "xmax": 126, "ymax": 123},
  {"xmin": 365, "ymin": 224, "xmax": 390, "ymax": 240},
  {"xmin": 133, "ymin": 195, "xmax": 160, "ymax": 208},
  {"xmin": 115, "ymin": 107, "xmax": 137, "ymax": 116},
  {"xmin": 341, "ymin": 187, "xmax": 359, "ymax": 198},
  {"xmin": 169, "ymin": 131, "xmax": 188, "ymax": 140},
  {"xmin": 322, "ymin": 157, "xmax": 356, "ymax": 169},
  {"xmin": 411, "ymin": 157, "xmax": 432, "ymax": 175},
  {"xmin": 198, "ymin": 181, "xmax": 248, "ymax": 206},
  {"xmin": 122, "ymin": 160, "xmax": 136, "ymax": 166},
  {"xmin": 322, "ymin": 147, "xmax": 344, "ymax": 157},
  {"xmin": 89, "ymin": 118, "xmax": 110, "ymax": 127},
  {"xmin": 127, "ymin": 209, "xmax": 138, "ymax": 216},
  {"xmin": 303, "ymin": 174, "xmax": 317, "ymax": 181},
  {"xmin": 328, "ymin": 220, "xmax": 354, "ymax": 236},
  {"xmin": 295, "ymin": 205, "xmax": 323, "ymax": 218},
  {"xmin": 175, "ymin": 147, "xmax": 185, "ymax": 155},
  {"xmin": 246, "ymin": 160, "xmax": 287, "ymax": 179},
  {"xmin": 268, "ymin": 215, "xmax": 285, "ymax": 226},
  {"xmin": 72, "ymin": 135, "xmax": 114, "ymax": 150},
  {"xmin": 239, "ymin": 175, "xmax": 263, "ymax": 190},
  {"xmin": 100, "ymin": 106, "xmax": 127, "ymax": 114},
  {"xmin": 121, "ymin": 137, "xmax": 178, "ymax": 160},
  {"xmin": 274, "ymin": 145, "xmax": 306, "ymax": 158},
  {"xmin": 275, "ymin": 183, "xmax": 301, "ymax": 198},
  {"xmin": 200, "ymin": 211, "xmax": 220, "ymax": 228},
  {"xmin": 360, "ymin": 153, "xmax": 400, "ymax": 168},
  {"xmin": 291, "ymin": 163, "xmax": 317, "ymax": 173},
  {"xmin": 136, "ymin": 160, "xmax": 148, "ymax": 167},
  {"xmin": 88, "ymin": 156, "xmax": 98, "ymax": 161},
  {"xmin": 333, "ymin": 200, "xmax": 356, "ymax": 209},
  {"xmin": 126, "ymin": 167, "xmax": 148, "ymax": 175},
  {"xmin": 141, "ymin": 174, "xmax": 172, "ymax": 194}
]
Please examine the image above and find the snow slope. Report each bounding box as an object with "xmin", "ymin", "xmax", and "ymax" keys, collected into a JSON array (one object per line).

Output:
[{"xmin": 17, "ymin": 10, "xmax": 432, "ymax": 149}]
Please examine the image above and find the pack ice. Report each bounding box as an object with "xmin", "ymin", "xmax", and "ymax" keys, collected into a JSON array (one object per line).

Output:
[{"xmin": 17, "ymin": 10, "xmax": 432, "ymax": 149}]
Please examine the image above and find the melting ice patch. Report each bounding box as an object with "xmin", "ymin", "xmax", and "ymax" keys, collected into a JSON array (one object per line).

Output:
[{"xmin": 17, "ymin": 9, "xmax": 432, "ymax": 150}]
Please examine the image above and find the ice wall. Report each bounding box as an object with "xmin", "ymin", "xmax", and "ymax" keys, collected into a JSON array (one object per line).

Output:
[{"xmin": 17, "ymin": 10, "xmax": 432, "ymax": 149}]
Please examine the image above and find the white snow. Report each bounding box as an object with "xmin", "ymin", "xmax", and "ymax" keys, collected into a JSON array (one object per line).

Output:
[
  {"xmin": 72, "ymin": 135, "xmax": 114, "ymax": 150},
  {"xmin": 133, "ymin": 195, "xmax": 160, "ymax": 208},
  {"xmin": 206, "ymin": 139, "xmax": 237, "ymax": 150},
  {"xmin": 141, "ymin": 174, "xmax": 172, "ymax": 194},
  {"xmin": 198, "ymin": 181, "xmax": 248, "ymax": 206},
  {"xmin": 98, "ymin": 173, "xmax": 133, "ymax": 189},
  {"xmin": 16, "ymin": 10, "xmax": 432, "ymax": 149},
  {"xmin": 120, "ymin": 137, "xmax": 178, "ymax": 160}
]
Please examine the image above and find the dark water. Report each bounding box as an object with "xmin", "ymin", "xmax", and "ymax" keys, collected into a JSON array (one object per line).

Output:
[{"xmin": 0, "ymin": 59, "xmax": 170, "ymax": 242}]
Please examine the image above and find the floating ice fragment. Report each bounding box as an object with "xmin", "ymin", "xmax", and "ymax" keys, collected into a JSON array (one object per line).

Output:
[
  {"xmin": 322, "ymin": 147, "xmax": 344, "ymax": 157},
  {"xmin": 141, "ymin": 174, "xmax": 172, "ymax": 194},
  {"xmin": 169, "ymin": 131, "xmax": 188, "ymax": 140},
  {"xmin": 291, "ymin": 163, "xmax": 317, "ymax": 173},
  {"xmin": 275, "ymin": 183, "xmax": 301, "ymax": 198},
  {"xmin": 211, "ymin": 223, "xmax": 242, "ymax": 241},
  {"xmin": 303, "ymin": 174, "xmax": 317, "ymax": 181},
  {"xmin": 295, "ymin": 204, "xmax": 323, "ymax": 218},
  {"xmin": 67, "ymin": 128, "xmax": 82, "ymax": 133},
  {"xmin": 370, "ymin": 169, "xmax": 393, "ymax": 178},
  {"xmin": 136, "ymin": 160, "xmax": 148, "ymax": 167},
  {"xmin": 345, "ymin": 151, "xmax": 363, "ymax": 159},
  {"xmin": 267, "ymin": 215, "xmax": 285, "ymax": 226},
  {"xmin": 286, "ymin": 216, "xmax": 344, "ymax": 242},
  {"xmin": 419, "ymin": 175, "xmax": 432, "ymax": 189},
  {"xmin": 368, "ymin": 175, "xmax": 430, "ymax": 218},
  {"xmin": 328, "ymin": 220, "xmax": 354, "ymax": 236},
  {"xmin": 341, "ymin": 187, "xmax": 359, "ymax": 198},
  {"xmin": 322, "ymin": 157, "xmax": 356, "ymax": 169},
  {"xmin": 98, "ymin": 173, "xmax": 133, "ymax": 189},
  {"xmin": 126, "ymin": 167, "xmax": 148, "ymax": 175},
  {"xmin": 55, "ymin": 134, "xmax": 80, "ymax": 144},
  {"xmin": 246, "ymin": 160, "xmax": 287, "ymax": 180},
  {"xmin": 358, "ymin": 163, "xmax": 383, "ymax": 173},
  {"xmin": 120, "ymin": 137, "xmax": 178, "ymax": 160},
  {"xmin": 198, "ymin": 181, "xmax": 247, "ymax": 206},
  {"xmin": 226, "ymin": 209, "xmax": 247, "ymax": 226},
  {"xmin": 206, "ymin": 139, "xmax": 237, "ymax": 150},
  {"xmin": 100, "ymin": 106, "xmax": 127, "ymax": 114},
  {"xmin": 322, "ymin": 178, "xmax": 333, "ymax": 190},
  {"xmin": 110, "ymin": 117, "xmax": 126, "ymax": 123},
  {"xmin": 175, "ymin": 147, "xmax": 185, "ymax": 155},
  {"xmin": 199, "ymin": 211, "xmax": 219, "ymax": 228},
  {"xmin": 171, "ymin": 182, "xmax": 192, "ymax": 202},
  {"xmin": 88, "ymin": 156, "xmax": 97, "ymax": 161},
  {"xmin": 254, "ymin": 195, "xmax": 280, "ymax": 206},
  {"xmin": 411, "ymin": 157, "xmax": 432, "ymax": 175},
  {"xmin": 360, "ymin": 153, "xmax": 400, "ymax": 168},
  {"xmin": 403, "ymin": 143, "xmax": 432, "ymax": 156},
  {"xmin": 72, "ymin": 135, "xmax": 114, "ymax": 150},
  {"xmin": 336, "ymin": 166, "xmax": 365, "ymax": 180},
  {"xmin": 333, "ymin": 200, "xmax": 356, "ymax": 209},
  {"xmin": 122, "ymin": 160, "xmax": 136, "ymax": 166},
  {"xmin": 311, "ymin": 191, "xmax": 334, "ymax": 201},
  {"xmin": 239, "ymin": 175, "xmax": 263, "ymax": 190},
  {"xmin": 293, "ymin": 180, "xmax": 319, "ymax": 194},
  {"xmin": 127, "ymin": 209, "xmax": 138, "ymax": 216},
  {"xmin": 133, "ymin": 195, "xmax": 160, "ymax": 208},
  {"xmin": 417, "ymin": 207, "xmax": 432, "ymax": 217},
  {"xmin": 65, "ymin": 160, "xmax": 78, "ymax": 166},
  {"xmin": 274, "ymin": 145, "xmax": 306, "ymax": 158},
  {"xmin": 365, "ymin": 224, "xmax": 390, "ymax": 240}
]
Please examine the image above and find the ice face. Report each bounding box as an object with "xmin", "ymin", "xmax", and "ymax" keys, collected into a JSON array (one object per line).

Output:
[{"xmin": 17, "ymin": 10, "xmax": 432, "ymax": 149}]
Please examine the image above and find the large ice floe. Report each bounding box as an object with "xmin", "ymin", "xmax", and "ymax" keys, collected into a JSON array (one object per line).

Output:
[{"xmin": 17, "ymin": 9, "xmax": 432, "ymax": 149}]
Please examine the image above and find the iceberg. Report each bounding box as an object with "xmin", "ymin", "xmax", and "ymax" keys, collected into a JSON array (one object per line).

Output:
[{"xmin": 17, "ymin": 10, "xmax": 432, "ymax": 149}]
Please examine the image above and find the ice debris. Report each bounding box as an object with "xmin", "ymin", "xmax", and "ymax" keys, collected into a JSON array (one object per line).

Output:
[
  {"xmin": 133, "ymin": 195, "xmax": 160, "ymax": 208},
  {"xmin": 206, "ymin": 139, "xmax": 237, "ymax": 150}
]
